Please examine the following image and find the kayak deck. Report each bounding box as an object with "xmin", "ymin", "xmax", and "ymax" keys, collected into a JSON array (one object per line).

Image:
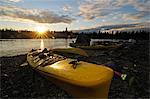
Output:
[
  {"xmin": 28, "ymin": 54, "xmax": 113, "ymax": 86},
  {"xmin": 27, "ymin": 49, "xmax": 114, "ymax": 98}
]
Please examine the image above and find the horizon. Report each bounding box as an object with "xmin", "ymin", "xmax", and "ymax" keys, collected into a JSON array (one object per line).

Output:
[{"xmin": 0, "ymin": 0, "xmax": 150, "ymax": 31}]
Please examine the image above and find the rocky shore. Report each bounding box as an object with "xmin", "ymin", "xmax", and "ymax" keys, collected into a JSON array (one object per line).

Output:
[{"xmin": 1, "ymin": 40, "xmax": 149, "ymax": 98}]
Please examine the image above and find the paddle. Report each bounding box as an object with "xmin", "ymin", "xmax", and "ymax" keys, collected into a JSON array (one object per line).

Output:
[{"xmin": 114, "ymin": 71, "xmax": 127, "ymax": 80}]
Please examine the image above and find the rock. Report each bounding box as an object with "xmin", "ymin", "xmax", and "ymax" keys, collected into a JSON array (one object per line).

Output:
[
  {"xmin": 40, "ymin": 82, "xmax": 44, "ymax": 88},
  {"xmin": 3, "ymin": 74, "xmax": 8, "ymax": 77},
  {"xmin": 3, "ymin": 95, "xmax": 8, "ymax": 98},
  {"xmin": 31, "ymin": 92, "xmax": 37, "ymax": 97},
  {"xmin": 49, "ymin": 92, "xmax": 55, "ymax": 96},
  {"xmin": 12, "ymin": 90, "xmax": 19, "ymax": 95},
  {"xmin": 75, "ymin": 34, "xmax": 91, "ymax": 46},
  {"xmin": 133, "ymin": 64, "xmax": 136, "ymax": 67},
  {"xmin": 58, "ymin": 93, "xmax": 61, "ymax": 96}
]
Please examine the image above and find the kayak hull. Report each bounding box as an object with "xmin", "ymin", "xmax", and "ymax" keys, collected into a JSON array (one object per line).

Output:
[
  {"xmin": 27, "ymin": 50, "xmax": 114, "ymax": 98},
  {"xmin": 36, "ymin": 69, "xmax": 113, "ymax": 98}
]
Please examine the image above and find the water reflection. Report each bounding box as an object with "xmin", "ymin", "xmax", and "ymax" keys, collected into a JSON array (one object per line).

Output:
[
  {"xmin": 40, "ymin": 39, "xmax": 44, "ymax": 50},
  {"xmin": 65, "ymin": 39, "xmax": 68, "ymax": 48},
  {"xmin": 0, "ymin": 39, "xmax": 75, "ymax": 57}
]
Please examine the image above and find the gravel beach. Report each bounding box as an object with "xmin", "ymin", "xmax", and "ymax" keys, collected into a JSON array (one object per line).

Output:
[{"xmin": 1, "ymin": 40, "xmax": 149, "ymax": 98}]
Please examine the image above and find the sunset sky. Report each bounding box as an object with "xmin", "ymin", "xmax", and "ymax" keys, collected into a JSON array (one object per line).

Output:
[{"xmin": 0, "ymin": 0, "xmax": 149, "ymax": 31}]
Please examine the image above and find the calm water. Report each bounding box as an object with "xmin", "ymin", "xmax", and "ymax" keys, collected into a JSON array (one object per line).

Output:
[
  {"xmin": 0, "ymin": 39, "xmax": 124, "ymax": 57},
  {"xmin": 0, "ymin": 39, "xmax": 75, "ymax": 57}
]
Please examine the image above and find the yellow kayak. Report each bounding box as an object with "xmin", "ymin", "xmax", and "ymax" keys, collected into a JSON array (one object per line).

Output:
[
  {"xmin": 70, "ymin": 43, "xmax": 122, "ymax": 50},
  {"xmin": 52, "ymin": 48, "xmax": 88, "ymax": 57},
  {"xmin": 27, "ymin": 49, "xmax": 114, "ymax": 98}
]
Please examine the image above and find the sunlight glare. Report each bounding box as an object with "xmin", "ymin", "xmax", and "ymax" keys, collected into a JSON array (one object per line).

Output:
[
  {"xmin": 36, "ymin": 26, "xmax": 46, "ymax": 34},
  {"xmin": 40, "ymin": 39, "xmax": 44, "ymax": 50},
  {"xmin": 34, "ymin": 26, "xmax": 49, "ymax": 39}
]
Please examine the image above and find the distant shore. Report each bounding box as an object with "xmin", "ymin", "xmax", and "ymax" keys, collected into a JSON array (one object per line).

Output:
[
  {"xmin": 0, "ymin": 29, "xmax": 149, "ymax": 40},
  {"xmin": 1, "ymin": 40, "xmax": 149, "ymax": 98}
]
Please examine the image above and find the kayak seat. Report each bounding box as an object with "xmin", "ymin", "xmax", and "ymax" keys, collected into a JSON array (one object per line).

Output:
[
  {"xmin": 38, "ymin": 54, "xmax": 66, "ymax": 67},
  {"xmin": 39, "ymin": 53, "xmax": 47, "ymax": 59},
  {"xmin": 31, "ymin": 48, "xmax": 37, "ymax": 52}
]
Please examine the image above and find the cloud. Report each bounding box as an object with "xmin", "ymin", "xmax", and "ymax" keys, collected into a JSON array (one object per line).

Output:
[
  {"xmin": 104, "ymin": 22, "xmax": 150, "ymax": 31},
  {"xmin": 79, "ymin": 0, "xmax": 150, "ymax": 21},
  {"xmin": 0, "ymin": 6, "xmax": 75, "ymax": 24},
  {"xmin": 63, "ymin": 5, "xmax": 72, "ymax": 12},
  {"xmin": 128, "ymin": 0, "xmax": 150, "ymax": 12},
  {"xmin": 0, "ymin": 0, "xmax": 22, "ymax": 3},
  {"xmin": 76, "ymin": 22, "xmax": 150, "ymax": 33},
  {"xmin": 7, "ymin": 0, "xmax": 22, "ymax": 2},
  {"xmin": 90, "ymin": 21, "xmax": 150, "ymax": 30},
  {"xmin": 123, "ymin": 11, "xmax": 150, "ymax": 20},
  {"xmin": 114, "ymin": 0, "xmax": 150, "ymax": 13},
  {"xmin": 79, "ymin": 0, "xmax": 117, "ymax": 20}
]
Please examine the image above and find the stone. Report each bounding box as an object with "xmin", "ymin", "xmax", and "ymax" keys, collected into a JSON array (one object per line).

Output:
[
  {"xmin": 3, "ymin": 74, "xmax": 8, "ymax": 77},
  {"xmin": 12, "ymin": 90, "xmax": 19, "ymax": 95},
  {"xmin": 3, "ymin": 95, "xmax": 8, "ymax": 97},
  {"xmin": 20, "ymin": 62, "xmax": 28, "ymax": 67}
]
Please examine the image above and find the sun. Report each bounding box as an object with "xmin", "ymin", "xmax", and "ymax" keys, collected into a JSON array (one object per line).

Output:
[
  {"xmin": 34, "ymin": 26, "xmax": 48, "ymax": 38},
  {"xmin": 36, "ymin": 26, "xmax": 46, "ymax": 34}
]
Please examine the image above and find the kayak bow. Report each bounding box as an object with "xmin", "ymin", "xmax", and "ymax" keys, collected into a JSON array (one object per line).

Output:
[{"xmin": 27, "ymin": 49, "xmax": 114, "ymax": 98}]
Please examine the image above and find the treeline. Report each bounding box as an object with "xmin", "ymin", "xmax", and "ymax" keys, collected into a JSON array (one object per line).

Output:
[
  {"xmin": 0, "ymin": 29, "xmax": 34, "ymax": 39},
  {"xmin": 0, "ymin": 29, "xmax": 57, "ymax": 39},
  {"xmin": 0, "ymin": 29, "xmax": 149, "ymax": 40},
  {"xmin": 0, "ymin": 29, "xmax": 76, "ymax": 39},
  {"xmin": 82, "ymin": 30, "xmax": 149, "ymax": 40}
]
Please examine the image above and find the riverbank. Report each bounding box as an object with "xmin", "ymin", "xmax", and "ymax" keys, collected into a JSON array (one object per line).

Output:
[{"xmin": 0, "ymin": 40, "xmax": 149, "ymax": 98}]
